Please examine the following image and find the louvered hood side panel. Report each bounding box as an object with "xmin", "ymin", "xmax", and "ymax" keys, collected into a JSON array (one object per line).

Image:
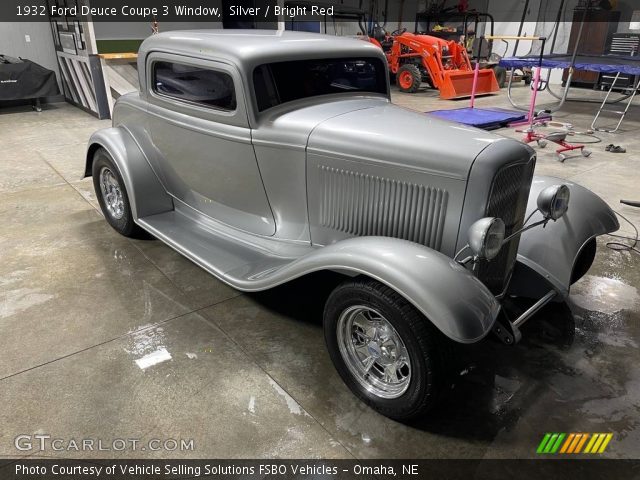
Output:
[
  {"xmin": 307, "ymin": 155, "xmax": 466, "ymax": 255},
  {"xmin": 318, "ymin": 166, "xmax": 449, "ymax": 250}
]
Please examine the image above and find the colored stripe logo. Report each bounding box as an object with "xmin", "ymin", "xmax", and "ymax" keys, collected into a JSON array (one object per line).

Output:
[{"xmin": 537, "ymin": 433, "xmax": 613, "ymax": 454}]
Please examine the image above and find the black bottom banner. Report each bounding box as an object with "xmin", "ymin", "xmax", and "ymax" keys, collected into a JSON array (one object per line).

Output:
[{"xmin": 1, "ymin": 459, "xmax": 639, "ymax": 480}]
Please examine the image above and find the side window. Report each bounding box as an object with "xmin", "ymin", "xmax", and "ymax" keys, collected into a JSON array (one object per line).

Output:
[{"xmin": 153, "ymin": 61, "xmax": 237, "ymax": 111}]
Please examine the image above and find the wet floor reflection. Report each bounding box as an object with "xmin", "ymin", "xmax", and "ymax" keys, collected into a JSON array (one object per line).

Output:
[{"xmin": 244, "ymin": 267, "xmax": 638, "ymax": 454}]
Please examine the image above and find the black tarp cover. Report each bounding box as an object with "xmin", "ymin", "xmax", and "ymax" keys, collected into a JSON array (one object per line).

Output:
[{"xmin": 0, "ymin": 58, "xmax": 60, "ymax": 101}]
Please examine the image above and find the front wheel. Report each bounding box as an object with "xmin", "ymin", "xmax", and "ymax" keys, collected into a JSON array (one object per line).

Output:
[
  {"xmin": 92, "ymin": 148, "xmax": 146, "ymax": 238},
  {"xmin": 324, "ymin": 278, "xmax": 448, "ymax": 420}
]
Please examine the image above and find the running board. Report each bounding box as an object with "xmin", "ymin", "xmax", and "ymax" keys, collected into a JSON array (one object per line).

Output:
[
  {"xmin": 137, "ymin": 208, "xmax": 314, "ymax": 292},
  {"xmin": 136, "ymin": 208, "xmax": 505, "ymax": 343}
]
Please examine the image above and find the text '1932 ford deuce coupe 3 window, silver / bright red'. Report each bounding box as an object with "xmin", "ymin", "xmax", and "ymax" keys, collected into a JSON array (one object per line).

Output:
[{"xmin": 85, "ymin": 30, "xmax": 619, "ymax": 420}]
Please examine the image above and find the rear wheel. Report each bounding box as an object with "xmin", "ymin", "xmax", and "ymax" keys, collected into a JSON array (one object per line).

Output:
[
  {"xmin": 324, "ymin": 278, "xmax": 448, "ymax": 420},
  {"xmin": 396, "ymin": 64, "xmax": 422, "ymax": 93},
  {"xmin": 92, "ymin": 148, "xmax": 146, "ymax": 238}
]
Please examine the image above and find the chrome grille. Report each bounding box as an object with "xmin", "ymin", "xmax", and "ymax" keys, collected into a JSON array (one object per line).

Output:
[
  {"xmin": 477, "ymin": 158, "xmax": 536, "ymax": 294},
  {"xmin": 319, "ymin": 166, "xmax": 448, "ymax": 250}
]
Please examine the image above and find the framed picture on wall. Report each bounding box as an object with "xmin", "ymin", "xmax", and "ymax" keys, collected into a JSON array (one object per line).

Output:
[{"xmin": 59, "ymin": 32, "xmax": 77, "ymax": 55}]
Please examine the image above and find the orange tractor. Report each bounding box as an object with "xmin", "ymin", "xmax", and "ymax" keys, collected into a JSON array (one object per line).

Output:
[{"xmin": 370, "ymin": 29, "xmax": 500, "ymax": 99}]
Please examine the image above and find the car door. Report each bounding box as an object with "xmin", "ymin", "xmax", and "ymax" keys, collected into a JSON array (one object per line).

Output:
[{"xmin": 145, "ymin": 52, "xmax": 275, "ymax": 236}]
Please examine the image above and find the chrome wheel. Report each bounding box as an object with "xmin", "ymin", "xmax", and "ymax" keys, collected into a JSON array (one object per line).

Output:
[
  {"xmin": 99, "ymin": 167, "xmax": 124, "ymax": 220},
  {"xmin": 337, "ymin": 305, "xmax": 411, "ymax": 399}
]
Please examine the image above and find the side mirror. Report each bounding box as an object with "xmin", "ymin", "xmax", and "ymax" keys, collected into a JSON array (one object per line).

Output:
[{"xmin": 537, "ymin": 184, "xmax": 570, "ymax": 221}]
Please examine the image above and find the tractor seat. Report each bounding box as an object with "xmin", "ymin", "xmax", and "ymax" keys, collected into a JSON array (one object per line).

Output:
[{"xmin": 381, "ymin": 39, "xmax": 394, "ymax": 51}]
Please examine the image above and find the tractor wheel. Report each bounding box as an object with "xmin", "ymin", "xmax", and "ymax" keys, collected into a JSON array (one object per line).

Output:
[{"xmin": 397, "ymin": 64, "xmax": 421, "ymax": 93}]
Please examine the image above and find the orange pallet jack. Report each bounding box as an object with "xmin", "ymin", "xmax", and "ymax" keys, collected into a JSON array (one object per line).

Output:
[{"xmin": 371, "ymin": 30, "xmax": 499, "ymax": 99}]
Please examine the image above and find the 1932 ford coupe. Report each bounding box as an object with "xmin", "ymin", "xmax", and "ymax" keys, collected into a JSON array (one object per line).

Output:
[{"xmin": 86, "ymin": 30, "xmax": 619, "ymax": 420}]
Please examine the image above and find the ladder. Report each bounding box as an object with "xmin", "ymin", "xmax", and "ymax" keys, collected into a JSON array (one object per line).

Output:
[{"xmin": 591, "ymin": 72, "xmax": 640, "ymax": 133}]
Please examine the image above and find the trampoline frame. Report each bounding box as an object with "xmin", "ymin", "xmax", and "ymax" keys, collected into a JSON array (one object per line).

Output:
[{"xmin": 501, "ymin": 1, "xmax": 638, "ymax": 113}]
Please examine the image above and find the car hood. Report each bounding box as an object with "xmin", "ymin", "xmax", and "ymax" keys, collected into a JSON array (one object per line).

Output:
[
  {"xmin": 307, "ymin": 103, "xmax": 505, "ymax": 180},
  {"xmin": 252, "ymin": 95, "xmax": 388, "ymax": 148}
]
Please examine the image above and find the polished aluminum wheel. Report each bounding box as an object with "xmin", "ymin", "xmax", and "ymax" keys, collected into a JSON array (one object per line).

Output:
[
  {"xmin": 99, "ymin": 167, "xmax": 125, "ymax": 220},
  {"xmin": 337, "ymin": 305, "xmax": 411, "ymax": 399}
]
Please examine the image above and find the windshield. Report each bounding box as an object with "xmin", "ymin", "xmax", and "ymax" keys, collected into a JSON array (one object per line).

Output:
[{"xmin": 253, "ymin": 57, "xmax": 388, "ymax": 112}]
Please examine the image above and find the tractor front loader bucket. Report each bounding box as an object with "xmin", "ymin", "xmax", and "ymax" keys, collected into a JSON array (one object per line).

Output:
[{"xmin": 439, "ymin": 69, "xmax": 499, "ymax": 100}]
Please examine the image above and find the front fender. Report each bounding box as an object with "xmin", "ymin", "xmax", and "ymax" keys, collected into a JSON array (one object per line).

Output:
[
  {"xmin": 241, "ymin": 237, "xmax": 500, "ymax": 343},
  {"xmin": 512, "ymin": 176, "xmax": 619, "ymax": 297},
  {"xmin": 85, "ymin": 127, "xmax": 172, "ymax": 220}
]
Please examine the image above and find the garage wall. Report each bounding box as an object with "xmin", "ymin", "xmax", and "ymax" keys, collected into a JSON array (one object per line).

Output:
[
  {"xmin": 614, "ymin": 0, "xmax": 640, "ymax": 33},
  {"xmin": 92, "ymin": 21, "xmax": 222, "ymax": 40},
  {"xmin": 90, "ymin": 1, "xmax": 223, "ymax": 39},
  {"xmin": 0, "ymin": 21, "xmax": 62, "ymax": 91}
]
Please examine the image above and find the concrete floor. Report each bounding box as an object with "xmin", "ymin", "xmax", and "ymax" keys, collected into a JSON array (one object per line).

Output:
[{"xmin": 0, "ymin": 84, "xmax": 638, "ymax": 459}]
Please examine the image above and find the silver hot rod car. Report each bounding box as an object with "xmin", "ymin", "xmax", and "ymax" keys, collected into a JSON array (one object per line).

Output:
[{"xmin": 86, "ymin": 30, "xmax": 618, "ymax": 420}]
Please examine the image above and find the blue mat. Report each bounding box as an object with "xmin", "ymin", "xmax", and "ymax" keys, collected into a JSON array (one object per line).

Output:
[{"xmin": 427, "ymin": 107, "xmax": 526, "ymax": 129}]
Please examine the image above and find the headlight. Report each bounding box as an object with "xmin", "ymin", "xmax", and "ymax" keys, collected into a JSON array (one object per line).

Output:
[
  {"xmin": 467, "ymin": 217, "xmax": 505, "ymax": 261},
  {"xmin": 537, "ymin": 184, "xmax": 570, "ymax": 221}
]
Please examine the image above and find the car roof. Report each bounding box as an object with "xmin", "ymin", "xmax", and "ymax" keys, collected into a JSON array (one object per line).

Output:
[{"xmin": 138, "ymin": 29, "xmax": 383, "ymax": 71}]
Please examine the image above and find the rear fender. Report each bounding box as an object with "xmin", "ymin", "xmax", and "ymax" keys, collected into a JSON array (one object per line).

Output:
[
  {"xmin": 510, "ymin": 176, "xmax": 619, "ymax": 298},
  {"xmin": 85, "ymin": 127, "xmax": 172, "ymax": 220}
]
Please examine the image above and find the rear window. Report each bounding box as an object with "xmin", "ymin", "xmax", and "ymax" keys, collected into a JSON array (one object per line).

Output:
[
  {"xmin": 153, "ymin": 61, "xmax": 237, "ymax": 111},
  {"xmin": 253, "ymin": 57, "xmax": 387, "ymax": 112}
]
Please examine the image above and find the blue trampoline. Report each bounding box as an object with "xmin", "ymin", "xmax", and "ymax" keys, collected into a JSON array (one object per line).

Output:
[
  {"xmin": 500, "ymin": 53, "xmax": 640, "ymax": 76},
  {"xmin": 499, "ymin": 52, "xmax": 640, "ymax": 130}
]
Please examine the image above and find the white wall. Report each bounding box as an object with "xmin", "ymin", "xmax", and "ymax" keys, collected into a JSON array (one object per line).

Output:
[
  {"xmin": 616, "ymin": 0, "xmax": 640, "ymax": 33},
  {"xmin": 92, "ymin": 21, "xmax": 222, "ymax": 40},
  {"xmin": 0, "ymin": 22, "xmax": 62, "ymax": 91}
]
